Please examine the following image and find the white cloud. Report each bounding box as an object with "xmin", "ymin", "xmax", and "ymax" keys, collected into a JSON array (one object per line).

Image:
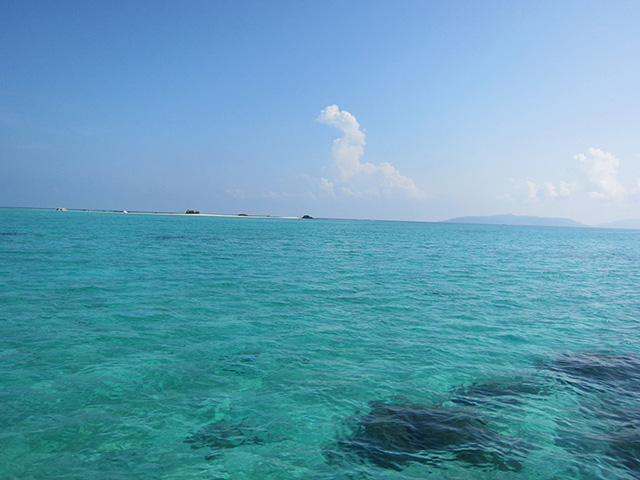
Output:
[
  {"xmin": 265, "ymin": 191, "xmax": 285, "ymax": 200},
  {"xmin": 261, "ymin": 189, "xmax": 317, "ymax": 201},
  {"xmin": 300, "ymin": 174, "xmax": 336, "ymax": 198},
  {"xmin": 526, "ymin": 181, "xmax": 539, "ymax": 202},
  {"xmin": 319, "ymin": 177, "xmax": 335, "ymax": 196},
  {"xmin": 341, "ymin": 186, "xmax": 362, "ymax": 197},
  {"xmin": 523, "ymin": 180, "xmax": 574, "ymax": 202},
  {"xmin": 317, "ymin": 105, "xmax": 426, "ymax": 199},
  {"xmin": 542, "ymin": 180, "xmax": 573, "ymax": 199},
  {"xmin": 503, "ymin": 148, "xmax": 630, "ymax": 205},
  {"xmin": 225, "ymin": 188, "xmax": 245, "ymax": 199},
  {"xmin": 574, "ymin": 148, "xmax": 625, "ymax": 201}
]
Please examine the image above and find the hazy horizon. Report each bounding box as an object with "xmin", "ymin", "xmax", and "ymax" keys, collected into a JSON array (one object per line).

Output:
[{"xmin": 1, "ymin": 1, "xmax": 639, "ymax": 225}]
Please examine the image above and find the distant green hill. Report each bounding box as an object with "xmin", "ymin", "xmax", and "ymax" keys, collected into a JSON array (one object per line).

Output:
[{"xmin": 441, "ymin": 214, "xmax": 587, "ymax": 228}]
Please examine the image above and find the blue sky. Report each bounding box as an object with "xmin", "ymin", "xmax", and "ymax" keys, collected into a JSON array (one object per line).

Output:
[{"xmin": 1, "ymin": 0, "xmax": 639, "ymax": 224}]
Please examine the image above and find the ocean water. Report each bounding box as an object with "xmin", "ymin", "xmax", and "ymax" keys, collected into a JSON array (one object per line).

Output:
[{"xmin": 1, "ymin": 207, "xmax": 640, "ymax": 480}]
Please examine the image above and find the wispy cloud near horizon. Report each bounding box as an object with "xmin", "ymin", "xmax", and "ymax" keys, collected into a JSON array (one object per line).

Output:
[
  {"xmin": 316, "ymin": 105, "xmax": 426, "ymax": 199},
  {"xmin": 525, "ymin": 180, "xmax": 575, "ymax": 202},
  {"xmin": 502, "ymin": 148, "xmax": 634, "ymax": 206}
]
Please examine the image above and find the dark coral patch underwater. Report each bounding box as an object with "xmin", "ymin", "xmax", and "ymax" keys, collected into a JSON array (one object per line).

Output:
[
  {"xmin": 543, "ymin": 351, "xmax": 640, "ymax": 395},
  {"xmin": 606, "ymin": 427, "xmax": 640, "ymax": 476},
  {"xmin": 545, "ymin": 351, "xmax": 640, "ymax": 478},
  {"xmin": 451, "ymin": 376, "xmax": 550, "ymax": 408},
  {"xmin": 185, "ymin": 420, "xmax": 263, "ymax": 460},
  {"xmin": 338, "ymin": 401, "xmax": 524, "ymax": 472}
]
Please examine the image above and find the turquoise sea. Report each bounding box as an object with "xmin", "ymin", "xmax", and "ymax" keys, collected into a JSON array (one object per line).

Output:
[{"xmin": 1, "ymin": 207, "xmax": 640, "ymax": 479}]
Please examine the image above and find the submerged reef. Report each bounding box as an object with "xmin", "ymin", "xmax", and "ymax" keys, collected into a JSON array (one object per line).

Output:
[
  {"xmin": 546, "ymin": 351, "xmax": 640, "ymax": 478},
  {"xmin": 606, "ymin": 427, "xmax": 640, "ymax": 476},
  {"xmin": 556, "ymin": 420, "xmax": 640, "ymax": 479},
  {"xmin": 339, "ymin": 401, "xmax": 523, "ymax": 472},
  {"xmin": 185, "ymin": 420, "xmax": 250, "ymax": 450},
  {"xmin": 185, "ymin": 420, "xmax": 262, "ymax": 460},
  {"xmin": 545, "ymin": 351, "xmax": 640, "ymax": 395},
  {"xmin": 451, "ymin": 376, "xmax": 549, "ymax": 408}
]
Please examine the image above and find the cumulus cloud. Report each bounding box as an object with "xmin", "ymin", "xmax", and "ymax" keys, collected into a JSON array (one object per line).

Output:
[
  {"xmin": 316, "ymin": 105, "xmax": 426, "ymax": 199},
  {"xmin": 319, "ymin": 177, "xmax": 335, "ymax": 196},
  {"xmin": 574, "ymin": 148, "xmax": 625, "ymax": 201}
]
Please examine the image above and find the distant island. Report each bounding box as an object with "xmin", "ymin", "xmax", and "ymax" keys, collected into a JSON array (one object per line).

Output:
[
  {"xmin": 441, "ymin": 214, "xmax": 587, "ymax": 228},
  {"xmin": 595, "ymin": 219, "xmax": 640, "ymax": 230}
]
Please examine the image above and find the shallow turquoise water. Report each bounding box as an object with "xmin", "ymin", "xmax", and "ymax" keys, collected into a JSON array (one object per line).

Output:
[{"xmin": 1, "ymin": 208, "xmax": 640, "ymax": 479}]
